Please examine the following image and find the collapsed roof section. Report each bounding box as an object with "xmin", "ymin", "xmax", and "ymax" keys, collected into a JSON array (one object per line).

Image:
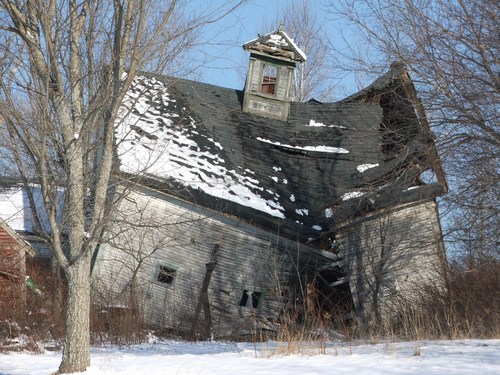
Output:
[
  {"xmin": 325, "ymin": 62, "xmax": 448, "ymax": 228},
  {"xmin": 115, "ymin": 63, "xmax": 446, "ymax": 245}
]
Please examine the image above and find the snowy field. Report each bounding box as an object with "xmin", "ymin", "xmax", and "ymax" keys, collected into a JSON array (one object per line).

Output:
[{"xmin": 1, "ymin": 339, "xmax": 499, "ymax": 375}]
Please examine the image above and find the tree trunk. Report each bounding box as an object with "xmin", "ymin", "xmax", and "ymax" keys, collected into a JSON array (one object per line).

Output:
[{"xmin": 58, "ymin": 252, "xmax": 92, "ymax": 374}]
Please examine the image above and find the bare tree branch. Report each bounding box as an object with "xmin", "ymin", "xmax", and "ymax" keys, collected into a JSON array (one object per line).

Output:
[
  {"xmin": 328, "ymin": 0, "xmax": 499, "ymax": 261},
  {"xmin": 0, "ymin": 1, "xmax": 245, "ymax": 372}
]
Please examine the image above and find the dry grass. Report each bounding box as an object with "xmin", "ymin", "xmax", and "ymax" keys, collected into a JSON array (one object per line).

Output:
[
  {"xmin": 355, "ymin": 257, "xmax": 500, "ymax": 340},
  {"xmin": 267, "ymin": 256, "xmax": 499, "ymax": 354},
  {"xmin": 1, "ymin": 256, "xmax": 498, "ymax": 352},
  {"xmin": 0, "ymin": 259, "xmax": 65, "ymax": 351},
  {"xmin": 0, "ymin": 259, "xmax": 149, "ymax": 351},
  {"xmin": 90, "ymin": 296, "xmax": 148, "ymax": 346}
]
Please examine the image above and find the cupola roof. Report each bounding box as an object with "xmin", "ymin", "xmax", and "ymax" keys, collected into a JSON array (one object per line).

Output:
[{"xmin": 243, "ymin": 23, "xmax": 307, "ymax": 63}]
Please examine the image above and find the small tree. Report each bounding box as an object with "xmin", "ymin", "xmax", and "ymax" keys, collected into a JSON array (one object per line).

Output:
[
  {"xmin": 0, "ymin": 0, "xmax": 243, "ymax": 372},
  {"xmin": 263, "ymin": 0, "xmax": 334, "ymax": 101}
]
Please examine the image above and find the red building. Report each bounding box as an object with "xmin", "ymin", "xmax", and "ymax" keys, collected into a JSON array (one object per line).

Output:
[{"xmin": 0, "ymin": 218, "xmax": 36, "ymax": 302}]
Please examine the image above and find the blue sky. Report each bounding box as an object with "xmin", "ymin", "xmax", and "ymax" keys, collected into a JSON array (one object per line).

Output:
[
  {"xmin": 184, "ymin": 0, "xmax": 379, "ymax": 100},
  {"xmin": 190, "ymin": 0, "xmax": 332, "ymax": 90}
]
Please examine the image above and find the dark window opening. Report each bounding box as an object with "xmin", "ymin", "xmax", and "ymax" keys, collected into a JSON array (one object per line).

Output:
[
  {"xmin": 239, "ymin": 289, "xmax": 263, "ymax": 308},
  {"xmin": 261, "ymin": 64, "xmax": 277, "ymax": 95},
  {"xmin": 157, "ymin": 265, "xmax": 177, "ymax": 285}
]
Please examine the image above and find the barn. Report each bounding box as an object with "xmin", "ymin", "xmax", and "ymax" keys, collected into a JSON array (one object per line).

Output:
[
  {"xmin": 90, "ymin": 26, "xmax": 448, "ymax": 337},
  {"xmin": 0, "ymin": 218, "xmax": 36, "ymax": 303}
]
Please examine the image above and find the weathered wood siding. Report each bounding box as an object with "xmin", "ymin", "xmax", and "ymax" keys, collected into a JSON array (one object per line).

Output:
[
  {"xmin": 92, "ymin": 186, "xmax": 320, "ymax": 337},
  {"xmin": 242, "ymin": 57, "xmax": 293, "ymax": 120},
  {"xmin": 91, "ymin": 185, "xmax": 447, "ymax": 333},
  {"xmin": 247, "ymin": 58, "xmax": 261, "ymax": 94},
  {"xmin": 0, "ymin": 224, "xmax": 28, "ymax": 301},
  {"xmin": 336, "ymin": 199, "xmax": 446, "ymax": 325},
  {"xmin": 275, "ymin": 66, "xmax": 290, "ymax": 100}
]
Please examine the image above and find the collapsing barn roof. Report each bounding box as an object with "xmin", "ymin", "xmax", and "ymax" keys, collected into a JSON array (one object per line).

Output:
[{"xmin": 115, "ymin": 63, "xmax": 446, "ymax": 246}]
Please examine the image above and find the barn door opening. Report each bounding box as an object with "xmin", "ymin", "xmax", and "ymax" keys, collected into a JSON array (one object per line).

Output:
[{"xmin": 314, "ymin": 265, "xmax": 355, "ymax": 325}]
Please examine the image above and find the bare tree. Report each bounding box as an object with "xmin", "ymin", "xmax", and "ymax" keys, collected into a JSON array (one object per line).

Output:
[
  {"xmin": 0, "ymin": 0, "xmax": 244, "ymax": 372},
  {"xmin": 263, "ymin": 0, "xmax": 334, "ymax": 101},
  {"xmin": 328, "ymin": 0, "xmax": 499, "ymax": 261}
]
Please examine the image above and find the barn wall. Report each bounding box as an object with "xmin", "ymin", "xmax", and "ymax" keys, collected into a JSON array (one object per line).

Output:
[
  {"xmin": 336, "ymin": 199, "xmax": 446, "ymax": 325},
  {"xmin": 92, "ymin": 186, "xmax": 318, "ymax": 337},
  {"xmin": 0, "ymin": 226, "xmax": 27, "ymax": 301}
]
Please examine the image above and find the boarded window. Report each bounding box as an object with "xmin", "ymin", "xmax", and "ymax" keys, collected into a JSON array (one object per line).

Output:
[
  {"xmin": 157, "ymin": 265, "xmax": 177, "ymax": 285},
  {"xmin": 239, "ymin": 289, "xmax": 263, "ymax": 308},
  {"xmin": 261, "ymin": 64, "xmax": 277, "ymax": 95}
]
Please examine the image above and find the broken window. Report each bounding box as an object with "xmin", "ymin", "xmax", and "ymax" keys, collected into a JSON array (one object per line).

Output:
[
  {"xmin": 239, "ymin": 289, "xmax": 263, "ymax": 308},
  {"xmin": 156, "ymin": 264, "xmax": 177, "ymax": 285},
  {"xmin": 261, "ymin": 64, "xmax": 277, "ymax": 95}
]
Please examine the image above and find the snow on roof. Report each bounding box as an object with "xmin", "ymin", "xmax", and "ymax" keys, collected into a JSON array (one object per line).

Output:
[
  {"xmin": 279, "ymin": 30, "xmax": 307, "ymax": 62},
  {"xmin": 112, "ymin": 67, "xmax": 435, "ymax": 240},
  {"xmin": 356, "ymin": 163, "xmax": 379, "ymax": 173},
  {"xmin": 0, "ymin": 185, "xmax": 62, "ymax": 232},
  {"xmin": 116, "ymin": 76, "xmax": 286, "ymax": 219},
  {"xmin": 341, "ymin": 191, "xmax": 365, "ymax": 201},
  {"xmin": 324, "ymin": 208, "xmax": 333, "ymax": 218},
  {"xmin": 307, "ymin": 120, "xmax": 347, "ymax": 129},
  {"xmin": 243, "ymin": 27, "xmax": 307, "ymax": 63},
  {"xmin": 256, "ymin": 137, "xmax": 349, "ymax": 154},
  {"xmin": 0, "ymin": 186, "xmax": 27, "ymax": 231}
]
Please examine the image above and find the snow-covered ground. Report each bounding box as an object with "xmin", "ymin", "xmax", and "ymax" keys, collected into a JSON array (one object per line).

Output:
[{"xmin": 1, "ymin": 339, "xmax": 499, "ymax": 375}]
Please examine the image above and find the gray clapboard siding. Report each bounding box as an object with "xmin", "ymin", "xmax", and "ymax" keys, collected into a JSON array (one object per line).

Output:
[
  {"xmin": 92, "ymin": 185, "xmax": 317, "ymax": 336},
  {"xmin": 336, "ymin": 199, "xmax": 446, "ymax": 323}
]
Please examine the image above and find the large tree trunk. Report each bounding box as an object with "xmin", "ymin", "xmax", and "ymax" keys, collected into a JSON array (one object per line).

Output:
[
  {"xmin": 0, "ymin": 2, "xmax": 245, "ymax": 372},
  {"xmin": 58, "ymin": 252, "xmax": 92, "ymax": 374}
]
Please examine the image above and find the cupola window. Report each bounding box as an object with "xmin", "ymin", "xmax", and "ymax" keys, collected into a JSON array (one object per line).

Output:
[{"xmin": 261, "ymin": 64, "xmax": 277, "ymax": 95}]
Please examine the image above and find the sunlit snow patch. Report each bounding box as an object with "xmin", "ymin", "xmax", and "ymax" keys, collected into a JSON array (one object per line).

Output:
[
  {"xmin": 116, "ymin": 76, "xmax": 286, "ymax": 219},
  {"xmin": 357, "ymin": 163, "xmax": 379, "ymax": 173},
  {"xmin": 341, "ymin": 191, "xmax": 365, "ymax": 201},
  {"xmin": 307, "ymin": 119, "xmax": 347, "ymax": 129},
  {"xmin": 257, "ymin": 137, "xmax": 349, "ymax": 154}
]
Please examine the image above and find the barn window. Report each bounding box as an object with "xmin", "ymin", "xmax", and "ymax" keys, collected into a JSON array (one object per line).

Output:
[
  {"xmin": 156, "ymin": 264, "xmax": 177, "ymax": 285},
  {"xmin": 239, "ymin": 289, "xmax": 263, "ymax": 308},
  {"xmin": 261, "ymin": 64, "xmax": 277, "ymax": 95}
]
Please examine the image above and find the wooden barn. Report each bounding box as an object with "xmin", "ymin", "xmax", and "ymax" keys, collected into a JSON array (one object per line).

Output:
[
  {"xmin": 90, "ymin": 25, "xmax": 448, "ymax": 336},
  {"xmin": 0, "ymin": 218, "xmax": 36, "ymax": 303}
]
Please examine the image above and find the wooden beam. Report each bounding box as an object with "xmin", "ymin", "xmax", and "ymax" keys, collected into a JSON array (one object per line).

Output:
[
  {"xmin": 400, "ymin": 71, "xmax": 448, "ymax": 193},
  {"xmin": 190, "ymin": 243, "xmax": 220, "ymax": 339},
  {"xmin": 318, "ymin": 259, "xmax": 346, "ymax": 271},
  {"xmin": 329, "ymin": 277, "xmax": 349, "ymax": 288}
]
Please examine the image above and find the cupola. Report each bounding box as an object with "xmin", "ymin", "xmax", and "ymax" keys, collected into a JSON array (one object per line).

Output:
[{"xmin": 242, "ymin": 23, "xmax": 306, "ymax": 121}]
